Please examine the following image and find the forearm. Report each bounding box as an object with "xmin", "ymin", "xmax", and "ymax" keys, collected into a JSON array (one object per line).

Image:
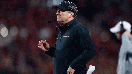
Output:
[
  {"xmin": 122, "ymin": 33, "xmax": 132, "ymax": 53},
  {"xmin": 70, "ymin": 48, "xmax": 96, "ymax": 70},
  {"xmin": 45, "ymin": 46, "xmax": 56, "ymax": 57}
]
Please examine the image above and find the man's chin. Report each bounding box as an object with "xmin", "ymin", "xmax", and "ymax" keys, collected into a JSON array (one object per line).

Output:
[
  {"xmin": 117, "ymin": 37, "xmax": 121, "ymax": 40},
  {"xmin": 57, "ymin": 19, "xmax": 60, "ymax": 22}
]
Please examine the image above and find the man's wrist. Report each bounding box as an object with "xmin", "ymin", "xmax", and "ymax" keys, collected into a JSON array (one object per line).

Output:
[
  {"xmin": 46, "ymin": 46, "xmax": 50, "ymax": 50},
  {"xmin": 47, "ymin": 45, "xmax": 50, "ymax": 49}
]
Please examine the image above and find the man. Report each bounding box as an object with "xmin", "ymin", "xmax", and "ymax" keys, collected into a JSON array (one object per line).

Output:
[
  {"xmin": 110, "ymin": 21, "xmax": 132, "ymax": 74},
  {"xmin": 38, "ymin": 1, "xmax": 96, "ymax": 74}
]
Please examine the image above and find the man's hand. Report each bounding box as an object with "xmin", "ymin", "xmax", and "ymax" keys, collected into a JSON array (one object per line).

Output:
[
  {"xmin": 124, "ymin": 30, "xmax": 131, "ymax": 38},
  {"xmin": 67, "ymin": 66, "xmax": 75, "ymax": 74},
  {"xmin": 38, "ymin": 40, "xmax": 50, "ymax": 51}
]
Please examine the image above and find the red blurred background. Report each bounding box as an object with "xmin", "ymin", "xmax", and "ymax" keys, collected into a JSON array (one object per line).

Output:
[{"xmin": 0, "ymin": 0, "xmax": 132, "ymax": 74}]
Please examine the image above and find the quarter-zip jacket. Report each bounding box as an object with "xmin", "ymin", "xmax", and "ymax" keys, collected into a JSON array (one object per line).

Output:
[
  {"xmin": 117, "ymin": 33, "xmax": 132, "ymax": 74},
  {"xmin": 45, "ymin": 18, "xmax": 96, "ymax": 74}
]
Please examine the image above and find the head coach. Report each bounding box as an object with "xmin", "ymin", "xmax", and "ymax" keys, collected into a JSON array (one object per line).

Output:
[{"xmin": 38, "ymin": 1, "xmax": 96, "ymax": 74}]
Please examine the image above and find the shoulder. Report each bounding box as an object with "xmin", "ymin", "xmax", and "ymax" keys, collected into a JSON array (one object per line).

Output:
[
  {"xmin": 73, "ymin": 23, "xmax": 89, "ymax": 33},
  {"xmin": 71, "ymin": 23, "xmax": 90, "ymax": 37}
]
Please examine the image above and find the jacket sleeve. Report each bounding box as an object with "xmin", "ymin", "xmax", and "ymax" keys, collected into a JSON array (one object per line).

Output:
[
  {"xmin": 116, "ymin": 33, "xmax": 130, "ymax": 74},
  {"xmin": 69, "ymin": 27, "xmax": 96, "ymax": 70},
  {"xmin": 45, "ymin": 46, "xmax": 56, "ymax": 57},
  {"xmin": 122, "ymin": 33, "xmax": 132, "ymax": 53}
]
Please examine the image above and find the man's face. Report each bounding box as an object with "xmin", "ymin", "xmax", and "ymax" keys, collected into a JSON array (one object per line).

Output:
[
  {"xmin": 115, "ymin": 32, "xmax": 121, "ymax": 40},
  {"xmin": 56, "ymin": 8, "xmax": 71, "ymax": 24}
]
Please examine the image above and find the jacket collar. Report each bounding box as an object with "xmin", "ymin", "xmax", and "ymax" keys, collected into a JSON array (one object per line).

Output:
[{"xmin": 59, "ymin": 18, "xmax": 79, "ymax": 33}]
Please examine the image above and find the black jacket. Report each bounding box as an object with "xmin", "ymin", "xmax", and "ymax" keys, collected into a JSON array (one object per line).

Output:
[{"xmin": 45, "ymin": 18, "xmax": 96, "ymax": 74}]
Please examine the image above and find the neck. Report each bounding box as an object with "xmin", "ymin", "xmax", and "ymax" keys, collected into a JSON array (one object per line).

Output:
[
  {"xmin": 128, "ymin": 33, "xmax": 131, "ymax": 38},
  {"xmin": 67, "ymin": 17, "xmax": 74, "ymax": 23}
]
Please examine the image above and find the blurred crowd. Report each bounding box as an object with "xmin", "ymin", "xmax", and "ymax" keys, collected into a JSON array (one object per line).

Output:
[{"xmin": 0, "ymin": 0, "xmax": 132, "ymax": 74}]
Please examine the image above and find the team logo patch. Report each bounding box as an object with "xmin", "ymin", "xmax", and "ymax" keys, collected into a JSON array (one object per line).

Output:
[{"xmin": 63, "ymin": 36, "xmax": 69, "ymax": 37}]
